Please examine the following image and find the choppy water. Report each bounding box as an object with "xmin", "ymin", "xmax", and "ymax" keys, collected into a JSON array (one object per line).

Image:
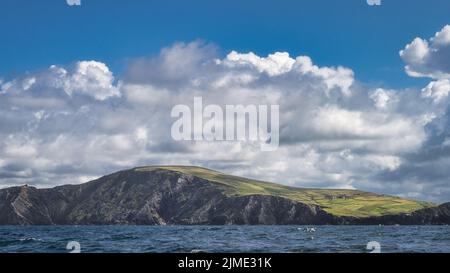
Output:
[{"xmin": 0, "ymin": 225, "xmax": 449, "ymax": 253}]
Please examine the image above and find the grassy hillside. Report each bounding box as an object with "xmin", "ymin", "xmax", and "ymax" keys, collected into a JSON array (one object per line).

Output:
[{"xmin": 135, "ymin": 166, "xmax": 435, "ymax": 218}]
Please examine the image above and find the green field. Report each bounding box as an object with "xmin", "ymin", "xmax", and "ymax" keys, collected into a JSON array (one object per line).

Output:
[{"xmin": 135, "ymin": 166, "xmax": 435, "ymax": 218}]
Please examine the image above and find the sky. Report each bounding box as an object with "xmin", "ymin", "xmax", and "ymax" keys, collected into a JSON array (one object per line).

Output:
[
  {"xmin": 0, "ymin": 0, "xmax": 450, "ymax": 202},
  {"xmin": 1, "ymin": 0, "xmax": 449, "ymax": 87}
]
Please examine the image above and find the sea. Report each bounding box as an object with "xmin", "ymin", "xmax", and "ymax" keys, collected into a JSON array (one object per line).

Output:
[{"xmin": 0, "ymin": 225, "xmax": 449, "ymax": 253}]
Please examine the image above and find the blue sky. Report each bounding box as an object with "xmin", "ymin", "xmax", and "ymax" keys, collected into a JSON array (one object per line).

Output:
[{"xmin": 1, "ymin": 0, "xmax": 449, "ymax": 88}]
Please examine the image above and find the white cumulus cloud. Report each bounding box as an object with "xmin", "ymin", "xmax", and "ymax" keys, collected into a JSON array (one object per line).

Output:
[
  {"xmin": 400, "ymin": 25, "xmax": 450, "ymax": 79},
  {"xmin": 1, "ymin": 30, "xmax": 450, "ymax": 202}
]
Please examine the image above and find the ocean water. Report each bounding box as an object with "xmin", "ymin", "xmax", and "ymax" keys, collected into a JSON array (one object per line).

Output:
[{"xmin": 0, "ymin": 225, "xmax": 449, "ymax": 253}]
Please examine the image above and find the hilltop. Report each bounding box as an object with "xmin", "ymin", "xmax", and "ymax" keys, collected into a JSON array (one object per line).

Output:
[{"xmin": 135, "ymin": 166, "xmax": 433, "ymax": 217}]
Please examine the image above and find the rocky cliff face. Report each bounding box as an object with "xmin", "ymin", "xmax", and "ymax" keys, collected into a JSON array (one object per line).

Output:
[
  {"xmin": 0, "ymin": 168, "xmax": 448, "ymax": 225},
  {"xmin": 0, "ymin": 169, "xmax": 337, "ymax": 225}
]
